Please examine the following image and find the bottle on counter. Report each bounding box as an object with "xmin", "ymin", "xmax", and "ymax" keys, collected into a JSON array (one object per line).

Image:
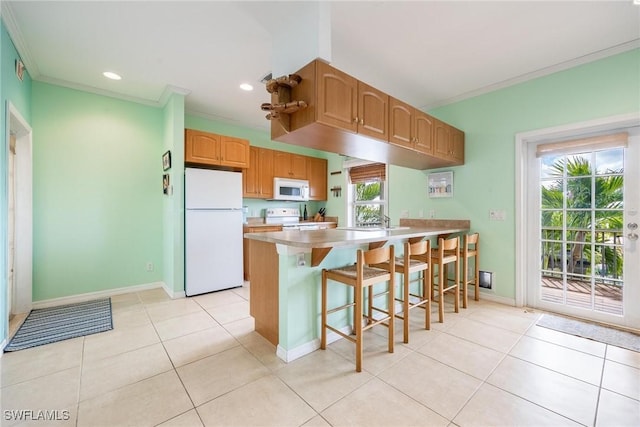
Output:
[{"xmin": 303, "ymin": 204, "xmax": 308, "ymax": 220}]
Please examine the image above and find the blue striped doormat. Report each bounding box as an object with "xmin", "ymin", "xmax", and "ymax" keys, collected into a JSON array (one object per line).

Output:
[{"xmin": 4, "ymin": 298, "xmax": 113, "ymax": 352}]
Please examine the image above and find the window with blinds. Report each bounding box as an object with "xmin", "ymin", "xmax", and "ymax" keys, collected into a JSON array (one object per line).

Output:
[{"xmin": 346, "ymin": 162, "xmax": 388, "ymax": 227}]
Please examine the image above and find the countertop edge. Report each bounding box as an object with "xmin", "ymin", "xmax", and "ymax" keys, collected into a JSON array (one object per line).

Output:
[{"xmin": 243, "ymin": 226, "xmax": 468, "ymax": 249}]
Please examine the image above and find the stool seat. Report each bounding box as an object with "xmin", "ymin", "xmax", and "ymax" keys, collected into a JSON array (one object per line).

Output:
[{"xmin": 327, "ymin": 265, "xmax": 390, "ymax": 281}]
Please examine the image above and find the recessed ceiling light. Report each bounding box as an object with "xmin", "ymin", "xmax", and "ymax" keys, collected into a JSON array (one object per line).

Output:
[
  {"xmin": 240, "ymin": 83, "xmax": 253, "ymax": 91},
  {"xmin": 103, "ymin": 71, "xmax": 122, "ymax": 80}
]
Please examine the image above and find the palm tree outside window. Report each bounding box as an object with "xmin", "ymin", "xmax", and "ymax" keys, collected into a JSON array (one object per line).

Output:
[{"xmin": 346, "ymin": 162, "xmax": 388, "ymax": 227}]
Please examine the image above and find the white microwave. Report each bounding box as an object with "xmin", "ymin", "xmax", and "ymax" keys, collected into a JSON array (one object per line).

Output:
[{"xmin": 273, "ymin": 177, "xmax": 309, "ymax": 201}]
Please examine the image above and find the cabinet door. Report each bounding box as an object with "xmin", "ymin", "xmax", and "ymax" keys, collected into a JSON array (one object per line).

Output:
[
  {"xmin": 316, "ymin": 61, "xmax": 358, "ymax": 132},
  {"xmin": 273, "ymin": 151, "xmax": 292, "ymax": 178},
  {"xmin": 389, "ymin": 97, "xmax": 413, "ymax": 149},
  {"xmin": 220, "ymin": 136, "xmax": 249, "ymax": 168},
  {"xmin": 185, "ymin": 129, "xmax": 220, "ymax": 165},
  {"xmin": 273, "ymin": 152, "xmax": 307, "ymax": 179},
  {"xmin": 414, "ymin": 112, "xmax": 434, "ymax": 155},
  {"xmin": 450, "ymin": 127, "xmax": 465, "ymax": 164},
  {"xmin": 358, "ymin": 81, "xmax": 389, "ymax": 140},
  {"xmin": 433, "ymin": 119, "xmax": 451, "ymax": 159},
  {"xmin": 290, "ymin": 154, "xmax": 307, "ymax": 179},
  {"xmin": 258, "ymin": 148, "xmax": 274, "ymax": 198},
  {"xmin": 307, "ymin": 157, "xmax": 328, "ymax": 201},
  {"xmin": 243, "ymin": 146, "xmax": 260, "ymax": 197}
]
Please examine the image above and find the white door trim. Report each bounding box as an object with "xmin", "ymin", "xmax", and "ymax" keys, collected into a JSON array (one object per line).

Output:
[
  {"xmin": 6, "ymin": 101, "xmax": 33, "ymax": 316},
  {"xmin": 515, "ymin": 112, "xmax": 640, "ymax": 309}
]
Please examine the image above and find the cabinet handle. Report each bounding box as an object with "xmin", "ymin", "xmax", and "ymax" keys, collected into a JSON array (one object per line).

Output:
[
  {"xmin": 359, "ymin": 119, "xmax": 364, "ymax": 125},
  {"xmin": 353, "ymin": 117, "xmax": 359, "ymax": 124}
]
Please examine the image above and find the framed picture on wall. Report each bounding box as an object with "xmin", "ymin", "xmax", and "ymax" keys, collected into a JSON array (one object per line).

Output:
[
  {"xmin": 163, "ymin": 174, "xmax": 170, "ymax": 195},
  {"xmin": 428, "ymin": 171, "xmax": 453, "ymax": 198},
  {"xmin": 162, "ymin": 150, "xmax": 172, "ymax": 171}
]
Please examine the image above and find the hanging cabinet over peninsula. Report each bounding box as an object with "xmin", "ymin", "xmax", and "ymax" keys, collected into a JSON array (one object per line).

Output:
[{"xmin": 270, "ymin": 59, "xmax": 464, "ymax": 170}]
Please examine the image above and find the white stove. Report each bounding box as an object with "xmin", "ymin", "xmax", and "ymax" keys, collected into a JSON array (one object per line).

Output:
[{"xmin": 265, "ymin": 208, "xmax": 322, "ymax": 230}]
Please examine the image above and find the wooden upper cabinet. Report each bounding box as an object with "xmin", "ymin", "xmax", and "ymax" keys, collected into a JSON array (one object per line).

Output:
[
  {"xmin": 307, "ymin": 157, "xmax": 328, "ymax": 201},
  {"xmin": 243, "ymin": 146, "xmax": 274, "ymax": 199},
  {"xmin": 185, "ymin": 129, "xmax": 249, "ymax": 169},
  {"xmin": 389, "ymin": 97, "xmax": 414, "ymax": 149},
  {"xmin": 185, "ymin": 129, "xmax": 220, "ymax": 164},
  {"xmin": 316, "ymin": 60, "xmax": 358, "ymax": 132},
  {"xmin": 220, "ymin": 136, "xmax": 250, "ymax": 168},
  {"xmin": 273, "ymin": 151, "xmax": 307, "ymax": 179},
  {"xmin": 358, "ymin": 81, "xmax": 388, "ymax": 140},
  {"xmin": 433, "ymin": 119, "xmax": 464, "ymax": 165},
  {"xmin": 450, "ymin": 127, "xmax": 465, "ymax": 164},
  {"xmin": 414, "ymin": 111, "xmax": 434, "ymax": 155}
]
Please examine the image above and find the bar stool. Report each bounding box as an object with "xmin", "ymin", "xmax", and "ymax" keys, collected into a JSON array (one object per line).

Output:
[
  {"xmin": 430, "ymin": 236, "xmax": 460, "ymax": 322},
  {"xmin": 321, "ymin": 245, "xmax": 395, "ymax": 372},
  {"xmin": 373, "ymin": 240, "xmax": 431, "ymax": 343},
  {"xmin": 461, "ymin": 233, "xmax": 480, "ymax": 308}
]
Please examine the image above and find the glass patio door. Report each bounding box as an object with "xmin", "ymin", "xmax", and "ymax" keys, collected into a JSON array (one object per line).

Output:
[{"xmin": 534, "ymin": 130, "xmax": 639, "ymax": 329}]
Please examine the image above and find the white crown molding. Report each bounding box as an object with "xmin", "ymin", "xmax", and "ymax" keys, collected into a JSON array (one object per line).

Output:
[
  {"xmin": 2, "ymin": 2, "xmax": 41, "ymax": 79},
  {"xmin": 158, "ymin": 85, "xmax": 191, "ymax": 107},
  {"xmin": 421, "ymin": 39, "xmax": 640, "ymax": 112},
  {"xmin": 185, "ymin": 108, "xmax": 270, "ymax": 132}
]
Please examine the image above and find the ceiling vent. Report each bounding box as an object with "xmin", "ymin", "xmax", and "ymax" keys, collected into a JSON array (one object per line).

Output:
[{"xmin": 260, "ymin": 72, "xmax": 272, "ymax": 84}]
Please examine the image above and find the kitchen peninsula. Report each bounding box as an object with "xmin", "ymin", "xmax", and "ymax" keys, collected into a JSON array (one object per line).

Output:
[{"xmin": 244, "ymin": 219, "xmax": 470, "ymax": 362}]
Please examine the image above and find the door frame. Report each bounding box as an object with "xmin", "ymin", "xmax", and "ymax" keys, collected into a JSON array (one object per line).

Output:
[
  {"xmin": 515, "ymin": 113, "xmax": 640, "ymax": 314},
  {"xmin": 5, "ymin": 101, "xmax": 33, "ymax": 317}
]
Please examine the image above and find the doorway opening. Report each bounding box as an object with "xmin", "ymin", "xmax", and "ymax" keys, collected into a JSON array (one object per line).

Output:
[{"xmin": 5, "ymin": 101, "xmax": 33, "ymax": 341}]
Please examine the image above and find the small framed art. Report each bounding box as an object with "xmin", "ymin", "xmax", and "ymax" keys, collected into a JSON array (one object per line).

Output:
[
  {"xmin": 428, "ymin": 171, "xmax": 453, "ymax": 198},
  {"xmin": 163, "ymin": 174, "xmax": 170, "ymax": 195},
  {"xmin": 162, "ymin": 150, "xmax": 172, "ymax": 171}
]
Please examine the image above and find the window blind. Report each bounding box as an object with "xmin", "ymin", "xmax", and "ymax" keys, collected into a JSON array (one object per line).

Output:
[
  {"xmin": 348, "ymin": 163, "xmax": 386, "ymax": 183},
  {"xmin": 536, "ymin": 132, "xmax": 628, "ymax": 158}
]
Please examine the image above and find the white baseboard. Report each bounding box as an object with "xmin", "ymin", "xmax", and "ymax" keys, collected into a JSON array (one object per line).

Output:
[
  {"xmin": 477, "ymin": 290, "xmax": 516, "ymax": 306},
  {"xmin": 276, "ymin": 325, "xmax": 352, "ymax": 363},
  {"xmin": 163, "ymin": 282, "xmax": 185, "ymax": 299},
  {"xmin": 0, "ymin": 338, "xmax": 6, "ymax": 356},
  {"xmin": 31, "ymin": 282, "xmax": 171, "ymax": 309}
]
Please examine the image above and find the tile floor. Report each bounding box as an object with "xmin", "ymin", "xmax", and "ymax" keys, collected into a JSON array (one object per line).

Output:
[{"xmin": 1, "ymin": 284, "xmax": 639, "ymax": 427}]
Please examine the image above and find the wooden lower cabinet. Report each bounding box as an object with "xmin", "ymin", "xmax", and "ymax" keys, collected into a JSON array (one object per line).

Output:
[
  {"xmin": 248, "ymin": 240, "xmax": 279, "ymax": 346},
  {"xmin": 243, "ymin": 225, "xmax": 282, "ymax": 280}
]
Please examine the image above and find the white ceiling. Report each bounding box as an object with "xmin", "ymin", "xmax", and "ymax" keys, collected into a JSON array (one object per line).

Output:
[{"xmin": 4, "ymin": 1, "xmax": 639, "ymax": 131}]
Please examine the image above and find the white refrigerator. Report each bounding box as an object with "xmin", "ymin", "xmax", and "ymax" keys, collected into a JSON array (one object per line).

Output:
[{"xmin": 185, "ymin": 168, "xmax": 243, "ymax": 296}]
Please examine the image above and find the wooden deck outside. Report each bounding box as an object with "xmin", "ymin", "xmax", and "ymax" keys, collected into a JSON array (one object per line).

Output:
[{"xmin": 541, "ymin": 276, "xmax": 623, "ymax": 315}]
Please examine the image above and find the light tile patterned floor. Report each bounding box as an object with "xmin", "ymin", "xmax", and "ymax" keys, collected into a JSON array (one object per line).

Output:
[{"xmin": 1, "ymin": 283, "xmax": 638, "ymax": 427}]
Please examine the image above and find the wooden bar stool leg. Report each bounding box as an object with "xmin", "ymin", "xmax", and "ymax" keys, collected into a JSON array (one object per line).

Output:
[
  {"xmin": 454, "ymin": 257, "xmax": 460, "ymax": 313},
  {"xmin": 355, "ymin": 282, "xmax": 363, "ymax": 373},
  {"xmin": 474, "ymin": 248, "xmax": 480, "ymax": 301},
  {"xmin": 423, "ymin": 269, "xmax": 431, "ymax": 330},
  {"xmin": 321, "ymin": 270, "xmax": 327, "ymax": 349},
  {"xmin": 388, "ymin": 274, "xmax": 394, "ymax": 353},
  {"xmin": 403, "ymin": 268, "xmax": 410, "ymax": 343},
  {"xmin": 462, "ymin": 255, "xmax": 469, "ymax": 309},
  {"xmin": 437, "ymin": 263, "xmax": 444, "ymax": 323}
]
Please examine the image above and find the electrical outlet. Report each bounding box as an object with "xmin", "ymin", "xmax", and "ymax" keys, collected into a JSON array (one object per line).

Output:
[
  {"xmin": 419, "ymin": 209, "xmax": 424, "ymax": 218},
  {"xmin": 400, "ymin": 209, "xmax": 409, "ymax": 218},
  {"xmin": 489, "ymin": 210, "xmax": 506, "ymax": 221},
  {"xmin": 146, "ymin": 262, "xmax": 154, "ymax": 272},
  {"xmin": 428, "ymin": 210, "xmax": 436, "ymax": 219},
  {"xmin": 296, "ymin": 253, "xmax": 306, "ymax": 267}
]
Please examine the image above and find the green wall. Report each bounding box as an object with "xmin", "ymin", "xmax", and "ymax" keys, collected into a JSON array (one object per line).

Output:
[
  {"xmin": 1, "ymin": 18, "xmax": 32, "ymax": 345},
  {"xmin": 428, "ymin": 48, "xmax": 640, "ymax": 300},
  {"xmin": 31, "ymin": 82, "xmax": 165, "ymax": 301}
]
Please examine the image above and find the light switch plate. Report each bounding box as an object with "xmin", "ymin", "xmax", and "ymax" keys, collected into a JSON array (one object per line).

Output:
[{"xmin": 489, "ymin": 210, "xmax": 506, "ymax": 221}]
